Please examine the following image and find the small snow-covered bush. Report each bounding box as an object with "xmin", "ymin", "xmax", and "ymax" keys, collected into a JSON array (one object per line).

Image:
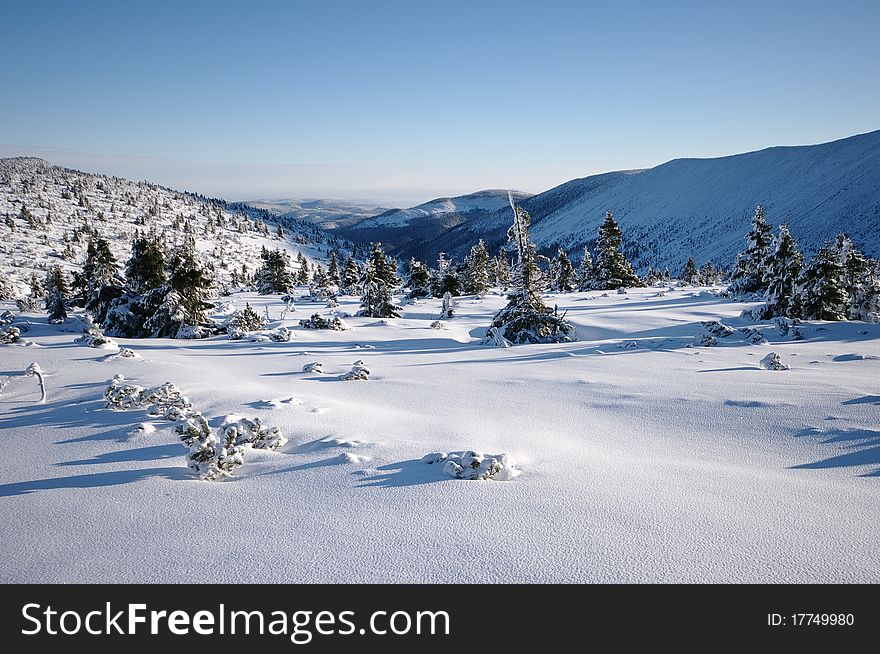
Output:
[
  {"xmin": 341, "ymin": 360, "xmax": 370, "ymax": 381},
  {"xmin": 701, "ymin": 320, "xmax": 735, "ymax": 338},
  {"xmin": 302, "ymin": 361, "xmax": 324, "ymax": 374},
  {"xmin": 739, "ymin": 327, "xmax": 768, "ymax": 345},
  {"xmin": 175, "ymin": 412, "xmax": 211, "ymax": 446},
  {"xmin": 760, "ymin": 352, "xmax": 790, "ymax": 371},
  {"xmin": 187, "ymin": 416, "xmax": 287, "ymax": 481},
  {"xmin": 423, "ymin": 450, "xmax": 520, "ymax": 481},
  {"xmin": 616, "ymin": 287, "xmax": 628, "ymax": 295},
  {"xmin": 226, "ymin": 326, "xmax": 247, "ymax": 340},
  {"xmin": 227, "ymin": 303, "xmax": 267, "ymax": 332},
  {"xmin": 105, "ymin": 347, "xmax": 141, "ymax": 360},
  {"xmin": 0, "ymin": 326, "xmax": 21, "ymax": 344},
  {"xmin": 143, "ymin": 382, "xmax": 192, "ymax": 415},
  {"xmin": 104, "ymin": 374, "xmax": 146, "ymax": 409},
  {"xmin": 269, "ymin": 326, "xmax": 292, "ymax": 342},
  {"xmin": 773, "ymin": 317, "xmax": 804, "ymax": 340},
  {"xmin": 76, "ymin": 329, "xmax": 119, "ymax": 350},
  {"xmin": 0, "ymin": 310, "xmax": 14, "ymax": 326},
  {"xmin": 299, "ymin": 313, "xmax": 347, "ymax": 330},
  {"xmin": 176, "ymin": 324, "xmax": 212, "ymax": 340},
  {"xmin": 430, "ymin": 320, "xmax": 447, "ymax": 330}
]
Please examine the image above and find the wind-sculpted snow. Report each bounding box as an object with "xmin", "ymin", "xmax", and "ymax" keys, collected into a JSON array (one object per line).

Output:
[{"xmin": 1, "ymin": 286, "xmax": 879, "ymax": 582}]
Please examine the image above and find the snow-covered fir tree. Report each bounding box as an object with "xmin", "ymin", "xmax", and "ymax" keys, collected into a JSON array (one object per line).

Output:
[
  {"xmin": 576, "ymin": 247, "xmax": 594, "ymax": 291},
  {"xmin": 484, "ymin": 194, "xmax": 575, "ymax": 345},
  {"xmin": 341, "ymin": 256, "xmax": 360, "ymax": 295},
  {"xmin": 592, "ymin": 212, "xmax": 640, "ymax": 290},
  {"xmin": 836, "ymin": 234, "xmax": 879, "ymax": 321},
  {"xmin": 680, "ymin": 257, "xmax": 699, "ymax": 285},
  {"xmin": 463, "ymin": 239, "xmax": 490, "ymax": 296},
  {"xmin": 494, "ymin": 247, "xmax": 512, "ymax": 290},
  {"xmin": 729, "ymin": 205, "xmax": 774, "ymax": 296},
  {"xmin": 126, "ymin": 234, "xmax": 165, "ymax": 294},
  {"xmin": 357, "ymin": 280, "xmax": 401, "ymax": 318},
  {"xmin": 365, "ymin": 242, "xmax": 398, "ymax": 288},
  {"xmin": 143, "ymin": 244, "xmax": 214, "ymax": 337},
  {"xmin": 549, "ymin": 248, "xmax": 576, "ymax": 293},
  {"xmin": 256, "ymin": 248, "xmax": 295, "ymax": 294},
  {"xmin": 431, "ymin": 252, "xmax": 461, "ymax": 297},
  {"xmin": 294, "ymin": 252, "xmax": 310, "ymax": 285},
  {"xmin": 44, "ymin": 265, "xmax": 69, "ymax": 323},
  {"xmin": 760, "ymin": 224, "xmax": 803, "ymax": 318},
  {"xmin": 406, "ymin": 257, "xmax": 430, "ymax": 298},
  {"xmin": 798, "ymin": 242, "xmax": 849, "ymax": 321},
  {"xmin": 326, "ymin": 251, "xmax": 341, "ymax": 287}
]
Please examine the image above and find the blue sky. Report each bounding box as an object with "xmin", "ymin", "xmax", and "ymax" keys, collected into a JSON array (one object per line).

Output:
[{"xmin": 2, "ymin": 0, "xmax": 878, "ymax": 206}]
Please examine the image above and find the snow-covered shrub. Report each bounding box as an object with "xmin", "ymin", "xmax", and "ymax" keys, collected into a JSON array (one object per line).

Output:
[
  {"xmin": 701, "ymin": 320, "xmax": 735, "ymax": 338},
  {"xmin": 430, "ymin": 320, "xmax": 447, "ymax": 330},
  {"xmin": 226, "ymin": 326, "xmax": 247, "ymax": 340},
  {"xmin": 187, "ymin": 416, "xmax": 287, "ymax": 481},
  {"xmin": 424, "ymin": 450, "xmax": 519, "ymax": 481},
  {"xmin": 75, "ymin": 328, "xmax": 119, "ymax": 350},
  {"xmin": 760, "ymin": 352, "xmax": 790, "ymax": 371},
  {"xmin": 110, "ymin": 347, "xmax": 141, "ymax": 359},
  {"xmin": 302, "ymin": 361, "xmax": 324, "ymax": 374},
  {"xmin": 0, "ymin": 310, "xmax": 14, "ymax": 326},
  {"xmin": 739, "ymin": 327, "xmax": 768, "ymax": 344},
  {"xmin": 439, "ymin": 291, "xmax": 454, "ymax": 319},
  {"xmin": 341, "ymin": 360, "xmax": 370, "ymax": 381},
  {"xmin": 299, "ymin": 313, "xmax": 346, "ymax": 330},
  {"xmin": 175, "ymin": 324, "xmax": 212, "ymax": 339},
  {"xmin": 269, "ymin": 326, "xmax": 291, "ymax": 342},
  {"xmin": 226, "ymin": 303, "xmax": 267, "ymax": 332},
  {"xmin": 616, "ymin": 287, "xmax": 628, "ymax": 294},
  {"xmin": 175, "ymin": 412, "xmax": 211, "ymax": 446},
  {"xmin": 104, "ymin": 374, "xmax": 144, "ymax": 409},
  {"xmin": 0, "ymin": 326, "xmax": 21, "ymax": 344},
  {"xmin": 142, "ymin": 382, "xmax": 192, "ymax": 415},
  {"xmin": 773, "ymin": 317, "xmax": 803, "ymax": 340}
]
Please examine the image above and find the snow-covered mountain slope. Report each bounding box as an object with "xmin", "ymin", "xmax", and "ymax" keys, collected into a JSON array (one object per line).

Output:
[
  {"xmin": 242, "ymin": 198, "xmax": 388, "ymax": 230},
  {"xmin": 377, "ymin": 131, "xmax": 880, "ymax": 269},
  {"xmin": 0, "ymin": 158, "xmax": 363, "ymax": 297},
  {"xmin": 334, "ymin": 190, "xmax": 533, "ymax": 261},
  {"xmin": 2, "ymin": 286, "xmax": 878, "ymax": 582}
]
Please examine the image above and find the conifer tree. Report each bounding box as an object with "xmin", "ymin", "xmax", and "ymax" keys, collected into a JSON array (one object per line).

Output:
[
  {"xmin": 549, "ymin": 248, "xmax": 576, "ymax": 293},
  {"xmin": 326, "ymin": 251, "xmax": 341, "ymax": 287},
  {"xmin": 484, "ymin": 194, "xmax": 575, "ymax": 345},
  {"xmin": 126, "ymin": 235, "xmax": 166, "ymax": 294},
  {"xmin": 341, "ymin": 256, "xmax": 360, "ymax": 294},
  {"xmin": 357, "ymin": 280, "xmax": 401, "ymax": 318},
  {"xmin": 406, "ymin": 257, "xmax": 430, "ymax": 297},
  {"xmin": 730, "ymin": 205, "xmax": 773, "ymax": 295},
  {"xmin": 256, "ymin": 249, "xmax": 295, "ymax": 294},
  {"xmin": 494, "ymin": 248, "xmax": 512, "ymax": 290},
  {"xmin": 761, "ymin": 225, "xmax": 803, "ymax": 318},
  {"xmin": 592, "ymin": 212, "xmax": 640, "ymax": 289},
  {"xmin": 576, "ymin": 247, "xmax": 594, "ymax": 290},
  {"xmin": 44, "ymin": 266, "xmax": 69, "ymax": 324},
  {"xmin": 295, "ymin": 252, "xmax": 310, "ymax": 285},
  {"xmin": 798, "ymin": 242, "xmax": 849, "ymax": 321},
  {"xmin": 464, "ymin": 239, "xmax": 491, "ymax": 296},
  {"xmin": 680, "ymin": 257, "xmax": 699, "ymax": 285}
]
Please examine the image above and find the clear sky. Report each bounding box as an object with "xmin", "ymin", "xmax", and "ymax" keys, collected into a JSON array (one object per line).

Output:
[{"xmin": 2, "ymin": 0, "xmax": 878, "ymax": 206}]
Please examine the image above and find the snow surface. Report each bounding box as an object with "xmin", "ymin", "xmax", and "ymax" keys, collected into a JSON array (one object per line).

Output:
[{"xmin": 1, "ymin": 287, "xmax": 879, "ymax": 583}]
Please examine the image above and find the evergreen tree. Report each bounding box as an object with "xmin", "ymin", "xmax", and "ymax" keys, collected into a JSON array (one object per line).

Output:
[
  {"xmin": 464, "ymin": 239, "xmax": 491, "ymax": 296},
  {"xmin": 406, "ymin": 257, "xmax": 430, "ymax": 298},
  {"xmin": 126, "ymin": 235, "xmax": 165, "ymax": 294},
  {"xmin": 341, "ymin": 256, "xmax": 360, "ymax": 294},
  {"xmin": 699, "ymin": 261, "xmax": 719, "ymax": 285},
  {"xmin": 798, "ymin": 242, "xmax": 849, "ymax": 321},
  {"xmin": 256, "ymin": 249, "xmax": 295, "ymax": 294},
  {"xmin": 357, "ymin": 280, "xmax": 401, "ymax": 318},
  {"xmin": 729, "ymin": 205, "xmax": 774, "ymax": 295},
  {"xmin": 326, "ymin": 251, "xmax": 341, "ymax": 287},
  {"xmin": 494, "ymin": 248, "xmax": 512, "ymax": 290},
  {"xmin": 592, "ymin": 212, "xmax": 640, "ymax": 289},
  {"xmin": 144, "ymin": 245, "xmax": 214, "ymax": 337},
  {"xmin": 761, "ymin": 225, "xmax": 803, "ymax": 318},
  {"xmin": 549, "ymin": 248, "xmax": 576, "ymax": 292},
  {"xmin": 295, "ymin": 252, "xmax": 310, "ymax": 285},
  {"xmin": 44, "ymin": 266, "xmax": 69, "ymax": 324},
  {"xmin": 484, "ymin": 194, "xmax": 575, "ymax": 345},
  {"xmin": 836, "ymin": 235, "xmax": 878, "ymax": 321},
  {"xmin": 365, "ymin": 242, "xmax": 398, "ymax": 287},
  {"xmin": 680, "ymin": 257, "xmax": 699, "ymax": 285},
  {"xmin": 576, "ymin": 247, "xmax": 594, "ymax": 290}
]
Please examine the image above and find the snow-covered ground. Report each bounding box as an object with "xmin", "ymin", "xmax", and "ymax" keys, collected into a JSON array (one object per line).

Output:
[{"xmin": 1, "ymin": 286, "xmax": 878, "ymax": 583}]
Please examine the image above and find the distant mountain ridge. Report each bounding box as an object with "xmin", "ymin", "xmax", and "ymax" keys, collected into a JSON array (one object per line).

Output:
[{"xmin": 326, "ymin": 130, "xmax": 880, "ymax": 270}]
